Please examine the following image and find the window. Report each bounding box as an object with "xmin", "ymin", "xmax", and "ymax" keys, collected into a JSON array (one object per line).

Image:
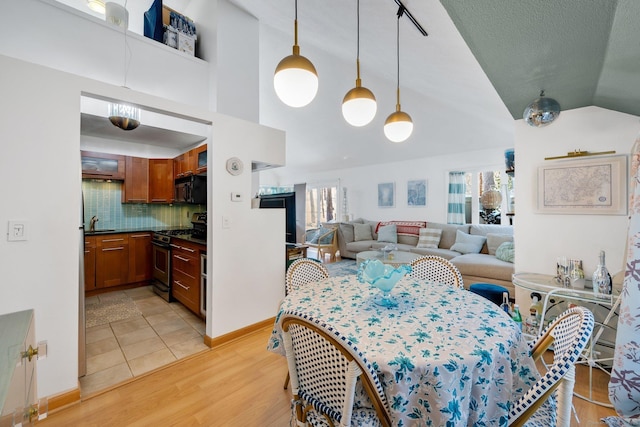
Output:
[{"xmin": 305, "ymin": 183, "xmax": 338, "ymax": 229}]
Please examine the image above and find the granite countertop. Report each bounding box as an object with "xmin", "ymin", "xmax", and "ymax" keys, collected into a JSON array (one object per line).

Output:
[{"xmin": 84, "ymin": 228, "xmax": 206, "ymax": 246}]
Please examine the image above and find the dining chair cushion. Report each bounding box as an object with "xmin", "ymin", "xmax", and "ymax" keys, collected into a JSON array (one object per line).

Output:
[{"xmin": 450, "ymin": 230, "xmax": 486, "ymax": 254}]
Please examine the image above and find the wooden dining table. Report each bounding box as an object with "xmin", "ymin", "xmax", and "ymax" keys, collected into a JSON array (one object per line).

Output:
[{"xmin": 268, "ymin": 274, "xmax": 540, "ymax": 426}]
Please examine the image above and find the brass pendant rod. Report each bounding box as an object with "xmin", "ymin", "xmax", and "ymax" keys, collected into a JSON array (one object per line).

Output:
[{"xmin": 544, "ymin": 150, "xmax": 617, "ymax": 160}]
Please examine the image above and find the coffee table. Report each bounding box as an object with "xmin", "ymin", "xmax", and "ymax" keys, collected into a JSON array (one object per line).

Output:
[{"xmin": 355, "ymin": 250, "xmax": 419, "ymax": 267}]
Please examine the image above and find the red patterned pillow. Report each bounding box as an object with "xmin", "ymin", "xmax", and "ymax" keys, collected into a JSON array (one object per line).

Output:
[{"xmin": 376, "ymin": 220, "xmax": 426, "ymax": 237}]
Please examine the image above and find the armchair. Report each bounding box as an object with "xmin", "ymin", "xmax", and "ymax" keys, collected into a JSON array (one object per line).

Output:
[{"xmin": 304, "ymin": 225, "xmax": 339, "ymax": 263}]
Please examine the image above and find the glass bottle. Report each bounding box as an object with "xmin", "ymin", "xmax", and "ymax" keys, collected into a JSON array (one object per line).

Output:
[
  {"xmin": 512, "ymin": 304, "xmax": 523, "ymax": 331},
  {"xmin": 569, "ymin": 259, "xmax": 585, "ymax": 289},
  {"xmin": 592, "ymin": 250, "xmax": 612, "ymax": 299},
  {"xmin": 499, "ymin": 292, "xmax": 510, "ymax": 315}
]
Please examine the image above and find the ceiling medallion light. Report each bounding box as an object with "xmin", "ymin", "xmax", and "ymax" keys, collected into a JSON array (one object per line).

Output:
[
  {"xmin": 384, "ymin": 9, "xmax": 413, "ymax": 143},
  {"xmin": 342, "ymin": 0, "xmax": 376, "ymax": 127},
  {"xmin": 273, "ymin": 0, "xmax": 318, "ymax": 108},
  {"xmin": 86, "ymin": 0, "xmax": 105, "ymax": 14},
  {"xmin": 523, "ymin": 90, "xmax": 561, "ymax": 127}
]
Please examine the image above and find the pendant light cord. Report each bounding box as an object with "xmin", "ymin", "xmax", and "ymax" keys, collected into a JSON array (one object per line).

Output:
[
  {"xmin": 395, "ymin": 12, "xmax": 401, "ymax": 106},
  {"xmin": 294, "ymin": 0, "xmax": 298, "ymax": 47},
  {"xmin": 123, "ymin": 0, "xmax": 132, "ymax": 88},
  {"xmin": 356, "ymin": 0, "xmax": 361, "ymax": 80}
]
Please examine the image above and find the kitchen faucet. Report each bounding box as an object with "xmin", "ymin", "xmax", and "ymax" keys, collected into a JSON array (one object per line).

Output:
[{"xmin": 89, "ymin": 216, "xmax": 99, "ymax": 232}]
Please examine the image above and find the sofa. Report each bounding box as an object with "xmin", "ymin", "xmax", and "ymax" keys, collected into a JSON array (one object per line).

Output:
[{"xmin": 336, "ymin": 219, "xmax": 515, "ymax": 295}]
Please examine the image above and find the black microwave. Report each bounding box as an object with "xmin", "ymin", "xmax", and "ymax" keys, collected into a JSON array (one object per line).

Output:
[{"xmin": 175, "ymin": 175, "xmax": 207, "ymax": 204}]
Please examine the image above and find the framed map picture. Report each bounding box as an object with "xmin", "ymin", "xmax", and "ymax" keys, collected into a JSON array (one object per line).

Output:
[
  {"xmin": 378, "ymin": 182, "xmax": 395, "ymax": 207},
  {"xmin": 537, "ymin": 155, "xmax": 627, "ymax": 215},
  {"xmin": 407, "ymin": 179, "xmax": 427, "ymax": 206}
]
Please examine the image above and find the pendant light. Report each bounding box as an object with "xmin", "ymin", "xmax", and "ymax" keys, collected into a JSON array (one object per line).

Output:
[
  {"xmin": 384, "ymin": 11, "xmax": 413, "ymax": 143},
  {"xmin": 86, "ymin": 0, "xmax": 105, "ymax": 14},
  {"xmin": 523, "ymin": 90, "xmax": 560, "ymax": 127},
  {"xmin": 273, "ymin": 0, "xmax": 318, "ymax": 108},
  {"xmin": 342, "ymin": 0, "xmax": 376, "ymax": 127},
  {"xmin": 108, "ymin": 0, "xmax": 140, "ymax": 131}
]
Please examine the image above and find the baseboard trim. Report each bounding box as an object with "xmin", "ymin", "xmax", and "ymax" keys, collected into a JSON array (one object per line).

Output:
[
  {"xmin": 48, "ymin": 387, "xmax": 81, "ymax": 413},
  {"xmin": 205, "ymin": 317, "xmax": 275, "ymax": 348}
]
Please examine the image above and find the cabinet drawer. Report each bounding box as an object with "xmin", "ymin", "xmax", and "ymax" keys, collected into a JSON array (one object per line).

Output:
[
  {"xmin": 172, "ymin": 270, "xmax": 198, "ymax": 312},
  {"xmin": 97, "ymin": 234, "xmax": 129, "ymax": 247},
  {"xmin": 172, "ymin": 251, "xmax": 198, "ymax": 278}
]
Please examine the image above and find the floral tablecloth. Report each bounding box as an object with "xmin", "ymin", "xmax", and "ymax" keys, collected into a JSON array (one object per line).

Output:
[{"xmin": 268, "ymin": 275, "xmax": 539, "ymax": 426}]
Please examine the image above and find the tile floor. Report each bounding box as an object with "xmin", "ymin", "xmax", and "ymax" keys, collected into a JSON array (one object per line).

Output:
[{"xmin": 80, "ymin": 286, "xmax": 207, "ymax": 397}]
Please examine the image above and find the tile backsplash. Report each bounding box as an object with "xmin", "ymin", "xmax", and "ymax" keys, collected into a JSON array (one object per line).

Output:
[{"xmin": 82, "ymin": 181, "xmax": 204, "ymax": 230}]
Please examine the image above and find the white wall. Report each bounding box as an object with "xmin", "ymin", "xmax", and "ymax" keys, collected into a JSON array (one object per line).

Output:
[
  {"xmin": 514, "ymin": 106, "xmax": 639, "ymax": 302},
  {"xmin": 0, "ymin": 54, "xmax": 285, "ymax": 400},
  {"xmin": 261, "ymin": 147, "xmax": 508, "ymax": 224}
]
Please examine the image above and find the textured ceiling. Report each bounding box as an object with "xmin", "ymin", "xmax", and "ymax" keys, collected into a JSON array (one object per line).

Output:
[{"xmin": 441, "ymin": 0, "xmax": 640, "ymax": 119}]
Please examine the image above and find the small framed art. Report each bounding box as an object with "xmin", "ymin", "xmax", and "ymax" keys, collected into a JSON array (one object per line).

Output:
[
  {"xmin": 407, "ymin": 179, "xmax": 427, "ymax": 206},
  {"xmin": 378, "ymin": 182, "xmax": 395, "ymax": 207}
]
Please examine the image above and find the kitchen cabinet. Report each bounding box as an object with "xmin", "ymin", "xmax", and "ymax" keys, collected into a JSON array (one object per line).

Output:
[
  {"xmin": 84, "ymin": 236, "xmax": 97, "ymax": 291},
  {"xmin": 95, "ymin": 234, "xmax": 130, "ymax": 288},
  {"xmin": 123, "ymin": 156, "xmax": 149, "ymax": 203},
  {"xmin": 171, "ymin": 239, "xmax": 204, "ymax": 316},
  {"xmin": 81, "ymin": 151, "xmax": 126, "ymax": 180},
  {"xmin": 149, "ymin": 159, "xmax": 174, "ymax": 203},
  {"xmin": 128, "ymin": 233, "xmax": 152, "ymax": 283},
  {"xmin": 174, "ymin": 150, "xmax": 195, "ymax": 179},
  {"xmin": 195, "ymin": 145, "xmax": 207, "ymax": 174}
]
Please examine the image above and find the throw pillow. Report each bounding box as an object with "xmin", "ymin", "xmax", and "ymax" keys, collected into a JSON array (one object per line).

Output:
[
  {"xmin": 377, "ymin": 224, "xmax": 398, "ymax": 243},
  {"xmin": 416, "ymin": 228, "xmax": 442, "ymax": 248},
  {"xmin": 486, "ymin": 233, "xmax": 514, "ymax": 256},
  {"xmin": 450, "ymin": 230, "xmax": 486, "ymax": 254},
  {"xmin": 496, "ymin": 241, "xmax": 515, "ymax": 263},
  {"xmin": 377, "ymin": 220, "xmax": 426, "ymax": 237},
  {"xmin": 353, "ymin": 223, "xmax": 373, "ymax": 241}
]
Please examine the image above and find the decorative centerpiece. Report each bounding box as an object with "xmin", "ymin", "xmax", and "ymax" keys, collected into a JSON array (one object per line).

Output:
[
  {"xmin": 357, "ymin": 259, "xmax": 411, "ymax": 307},
  {"xmin": 380, "ymin": 243, "xmax": 398, "ymax": 260}
]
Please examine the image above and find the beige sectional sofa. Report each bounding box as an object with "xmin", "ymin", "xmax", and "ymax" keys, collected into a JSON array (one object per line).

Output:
[{"xmin": 337, "ymin": 219, "xmax": 515, "ymax": 295}]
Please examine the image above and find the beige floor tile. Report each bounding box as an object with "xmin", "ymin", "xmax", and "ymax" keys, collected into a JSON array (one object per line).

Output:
[
  {"xmin": 188, "ymin": 320, "xmax": 206, "ymax": 336},
  {"xmin": 160, "ymin": 326, "xmax": 202, "ymax": 347},
  {"xmin": 145, "ymin": 310, "xmax": 181, "ymax": 327},
  {"xmin": 124, "ymin": 286, "xmax": 155, "ymax": 299},
  {"xmin": 85, "ymin": 295, "xmax": 99, "ymax": 305},
  {"xmin": 86, "ymin": 336, "xmax": 120, "ymax": 358},
  {"xmin": 169, "ymin": 303, "xmax": 192, "ymax": 317},
  {"xmin": 128, "ymin": 348, "xmax": 176, "ymax": 376},
  {"xmin": 169, "ymin": 337, "xmax": 209, "ymax": 359},
  {"xmin": 110, "ymin": 317, "xmax": 150, "ymax": 337},
  {"xmin": 86, "ymin": 348, "xmax": 126, "ymax": 375},
  {"xmin": 121, "ymin": 336, "xmax": 167, "ymax": 361},
  {"xmin": 85, "ymin": 323, "xmax": 115, "ymax": 344},
  {"xmin": 116, "ymin": 326, "xmax": 158, "ymax": 347},
  {"xmin": 80, "ymin": 362, "xmax": 132, "ymax": 397},
  {"xmin": 135, "ymin": 298, "xmax": 172, "ymax": 317},
  {"xmin": 152, "ymin": 318, "xmax": 191, "ymax": 336}
]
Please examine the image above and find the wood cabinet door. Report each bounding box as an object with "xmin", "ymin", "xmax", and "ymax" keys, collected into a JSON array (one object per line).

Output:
[
  {"xmin": 123, "ymin": 156, "xmax": 149, "ymax": 203},
  {"xmin": 129, "ymin": 233, "xmax": 152, "ymax": 283},
  {"xmin": 96, "ymin": 234, "xmax": 129, "ymax": 288},
  {"xmin": 84, "ymin": 236, "xmax": 96, "ymax": 291},
  {"xmin": 173, "ymin": 153, "xmax": 185, "ymax": 179},
  {"xmin": 81, "ymin": 151, "xmax": 126, "ymax": 180},
  {"xmin": 195, "ymin": 145, "xmax": 207, "ymax": 174},
  {"xmin": 149, "ymin": 159, "xmax": 174, "ymax": 203}
]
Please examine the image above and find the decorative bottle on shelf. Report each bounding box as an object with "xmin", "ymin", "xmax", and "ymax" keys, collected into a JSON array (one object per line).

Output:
[
  {"xmin": 569, "ymin": 259, "xmax": 585, "ymax": 289},
  {"xmin": 512, "ymin": 304, "xmax": 523, "ymax": 331},
  {"xmin": 499, "ymin": 292, "xmax": 510, "ymax": 315},
  {"xmin": 592, "ymin": 250, "xmax": 612, "ymax": 299}
]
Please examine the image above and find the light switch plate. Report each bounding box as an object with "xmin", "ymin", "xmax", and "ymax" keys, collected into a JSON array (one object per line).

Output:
[{"xmin": 8, "ymin": 220, "xmax": 28, "ymax": 241}]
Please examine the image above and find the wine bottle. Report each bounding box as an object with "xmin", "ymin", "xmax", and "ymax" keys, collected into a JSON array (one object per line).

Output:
[
  {"xmin": 592, "ymin": 250, "xmax": 612, "ymax": 299},
  {"xmin": 512, "ymin": 304, "xmax": 523, "ymax": 331},
  {"xmin": 499, "ymin": 292, "xmax": 510, "ymax": 315}
]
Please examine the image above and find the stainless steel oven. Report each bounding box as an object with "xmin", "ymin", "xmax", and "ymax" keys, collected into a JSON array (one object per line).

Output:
[{"xmin": 151, "ymin": 234, "xmax": 172, "ymax": 301}]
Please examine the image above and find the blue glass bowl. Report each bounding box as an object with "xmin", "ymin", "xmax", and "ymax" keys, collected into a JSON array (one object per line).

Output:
[{"xmin": 357, "ymin": 259, "xmax": 412, "ymax": 307}]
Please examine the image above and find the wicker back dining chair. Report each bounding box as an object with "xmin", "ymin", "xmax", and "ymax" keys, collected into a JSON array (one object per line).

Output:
[
  {"xmin": 508, "ymin": 306, "xmax": 594, "ymax": 427},
  {"xmin": 282, "ymin": 312, "xmax": 392, "ymax": 427},
  {"xmin": 409, "ymin": 255, "xmax": 464, "ymax": 288},
  {"xmin": 286, "ymin": 258, "xmax": 330, "ymax": 296},
  {"xmin": 283, "ymin": 258, "xmax": 330, "ymax": 390}
]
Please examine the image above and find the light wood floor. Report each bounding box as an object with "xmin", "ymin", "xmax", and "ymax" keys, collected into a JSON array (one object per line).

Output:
[{"xmin": 41, "ymin": 325, "xmax": 617, "ymax": 426}]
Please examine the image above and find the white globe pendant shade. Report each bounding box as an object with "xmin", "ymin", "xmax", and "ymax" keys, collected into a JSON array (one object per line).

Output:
[
  {"xmin": 274, "ymin": 48, "xmax": 318, "ymax": 108},
  {"xmin": 384, "ymin": 110, "xmax": 413, "ymax": 143},
  {"xmin": 342, "ymin": 84, "xmax": 377, "ymax": 127}
]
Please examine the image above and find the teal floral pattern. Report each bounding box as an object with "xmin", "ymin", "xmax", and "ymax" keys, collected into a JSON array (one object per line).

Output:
[{"xmin": 268, "ymin": 275, "xmax": 539, "ymax": 426}]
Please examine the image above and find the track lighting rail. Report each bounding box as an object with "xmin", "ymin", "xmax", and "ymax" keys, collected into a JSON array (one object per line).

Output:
[{"xmin": 393, "ymin": 0, "xmax": 428, "ymax": 36}]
